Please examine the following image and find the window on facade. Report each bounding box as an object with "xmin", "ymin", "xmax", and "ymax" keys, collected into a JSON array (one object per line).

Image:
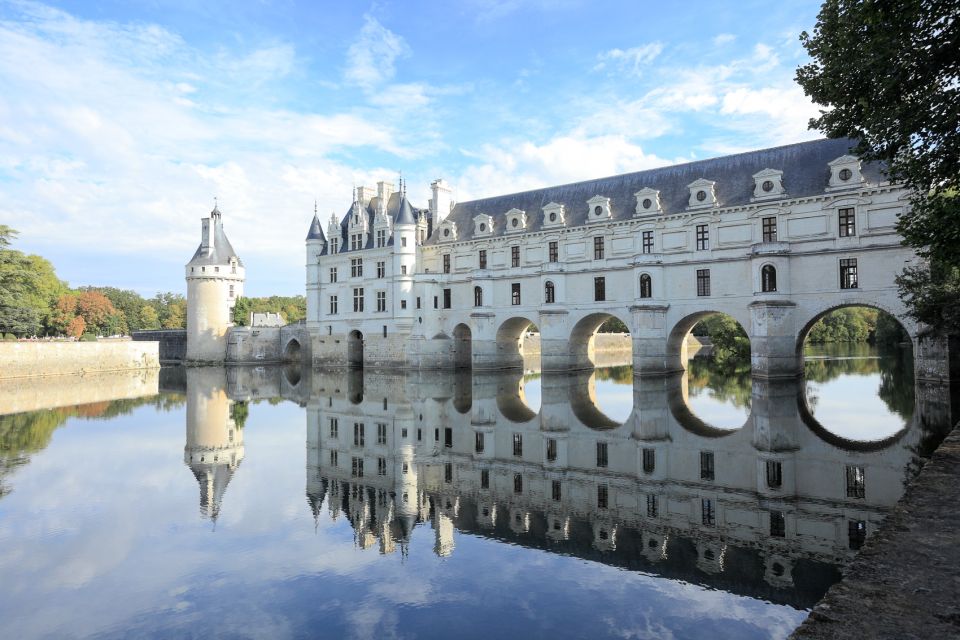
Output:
[
  {"xmin": 443, "ymin": 254, "xmax": 450, "ymax": 273},
  {"xmin": 512, "ymin": 283, "xmax": 521, "ymax": 305},
  {"xmin": 330, "ymin": 267, "xmax": 338, "ymax": 283},
  {"xmin": 331, "ymin": 238, "xmax": 338, "ymax": 254},
  {"xmin": 770, "ymin": 510, "xmax": 786, "ymax": 537},
  {"xmin": 696, "ymin": 224, "xmax": 709, "ymax": 250},
  {"xmin": 762, "ymin": 217, "xmax": 778, "ymax": 242},
  {"xmin": 353, "ymin": 288, "xmax": 364, "ymax": 312},
  {"xmin": 351, "ymin": 258, "xmax": 363, "ymax": 278},
  {"xmin": 376, "ymin": 291, "xmax": 386, "ymax": 312},
  {"xmin": 401, "ymin": 237, "xmax": 407, "ymax": 247},
  {"xmin": 513, "ymin": 433, "xmax": 523, "ymax": 457},
  {"xmin": 350, "ymin": 234, "xmax": 362, "ymax": 251},
  {"xmin": 840, "ymin": 258, "xmax": 858, "ymax": 289},
  {"xmin": 353, "ymin": 422, "xmax": 365, "ymax": 446},
  {"xmin": 511, "ymin": 245, "xmax": 520, "ymax": 267},
  {"xmin": 377, "ymin": 261, "xmax": 385, "ymax": 278},
  {"xmin": 546, "ymin": 438, "xmax": 557, "ymax": 462},
  {"xmin": 761, "ymin": 265, "xmax": 777, "ymax": 292},
  {"xmin": 700, "ymin": 451, "xmax": 715, "ymax": 481},
  {"xmin": 401, "ymin": 300, "xmax": 407, "ymax": 309},
  {"xmin": 229, "ymin": 284, "xmax": 234, "ymax": 298},
  {"xmin": 479, "ymin": 250, "xmax": 487, "ymax": 269},
  {"xmin": 594, "ymin": 276, "xmax": 606, "ymax": 301},
  {"xmin": 330, "ymin": 450, "xmax": 338, "ymax": 467},
  {"xmin": 416, "ymin": 296, "xmax": 421, "ymax": 309},
  {"xmin": 329, "ymin": 417, "xmax": 339, "ymax": 438},
  {"xmin": 481, "ymin": 468, "xmax": 490, "ymax": 489},
  {"xmin": 433, "ymin": 296, "xmax": 438, "ymax": 309},
  {"xmin": 444, "ymin": 427, "xmax": 452, "ymax": 448},
  {"xmin": 646, "ymin": 494, "xmax": 658, "ymax": 518},
  {"xmin": 848, "ymin": 520, "xmax": 867, "ymax": 550},
  {"xmin": 702, "ymin": 498, "xmax": 716, "ymax": 526},
  {"xmin": 640, "ymin": 274, "xmax": 652, "ymax": 299},
  {"xmin": 351, "ymin": 456, "xmax": 364, "ymax": 478},
  {"xmin": 442, "ymin": 288, "xmax": 451, "ymax": 309},
  {"xmin": 376, "ymin": 229, "xmax": 386, "ymax": 247},
  {"xmin": 378, "ymin": 457, "xmax": 387, "ymax": 476},
  {"xmin": 377, "ymin": 423, "xmax": 387, "ymax": 445},
  {"xmin": 548, "ymin": 241, "xmax": 558, "ymax": 262},
  {"xmin": 474, "ymin": 286, "xmax": 483, "ymax": 307},
  {"xmin": 444, "ymin": 463, "xmax": 453, "ymax": 483},
  {"xmin": 846, "ymin": 465, "xmax": 865, "ymax": 498},
  {"xmin": 475, "ymin": 431, "xmax": 485, "ymax": 453},
  {"xmin": 544, "ymin": 281, "xmax": 555, "ymax": 304},
  {"xmin": 329, "ymin": 296, "xmax": 338, "ymax": 314},
  {"xmin": 513, "ymin": 473, "xmax": 523, "ymax": 494},
  {"xmin": 696, "ymin": 269, "xmax": 711, "ymax": 296},
  {"xmin": 597, "ymin": 485, "xmax": 608, "ymax": 509},
  {"xmin": 642, "ymin": 448, "xmax": 655, "ymax": 474},
  {"xmin": 642, "ymin": 230, "xmax": 654, "ymax": 254},
  {"xmin": 401, "ymin": 265, "xmax": 408, "ymax": 275},
  {"xmin": 839, "ymin": 207, "xmax": 856, "ymax": 237},
  {"xmin": 596, "ymin": 442, "xmax": 608, "ymax": 468},
  {"xmin": 552, "ymin": 480, "xmax": 561, "ymax": 501},
  {"xmin": 594, "ymin": 236, "xmax": 605, "ymax": 260},
  {"xmin": 766, "ymin": 460, "xmax": 782, "ymax": 488}
]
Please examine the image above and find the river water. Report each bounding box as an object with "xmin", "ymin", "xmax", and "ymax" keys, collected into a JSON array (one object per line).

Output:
[{"xmin": 0, "ymin": 345, "xmax": 946, "ymax": 639}]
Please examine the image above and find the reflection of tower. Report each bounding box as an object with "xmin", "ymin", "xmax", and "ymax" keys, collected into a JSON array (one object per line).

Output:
[{"xmin": 184, "ymin": 368, "xmax": 246, "ymax": 523}]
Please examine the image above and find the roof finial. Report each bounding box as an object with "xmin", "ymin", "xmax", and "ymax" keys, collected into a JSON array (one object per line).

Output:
[{"xmin": 314, "ymin": 199, "xmax": 318, "ymax": 215}]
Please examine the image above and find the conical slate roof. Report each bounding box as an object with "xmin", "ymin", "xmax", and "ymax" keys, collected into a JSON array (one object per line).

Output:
[
  {"xmin": 187, "ymin": 207, "xmax": 244, "ymax": 267},
  {"xmin": 306, "ymin": 213, "xmax": 326, "ymax": 241},
  {"xmin": 395, "ymin": 193, "xmax": 417, "ymax": 225}
]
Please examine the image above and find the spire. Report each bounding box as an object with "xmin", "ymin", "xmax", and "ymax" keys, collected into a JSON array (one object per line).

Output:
[
  {"xmin": 395, "ymin": 189, "xmax": 417, "ymax": 226},
  {"xmin": 306, "ymin": 209, "xmax": 326, "ymax": 241},
  {"xmin": 211, "ymin": 196, "xmax": 221, "ymax": 219}
]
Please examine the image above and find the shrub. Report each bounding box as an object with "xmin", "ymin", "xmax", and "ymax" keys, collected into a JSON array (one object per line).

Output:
[
  {"xmin": 3, "ymin": 333, "xmax": 16, "ymax": 341},
  {"xmin": 79, "ymin": 333, "xmax": 98, "ymax": 342}
]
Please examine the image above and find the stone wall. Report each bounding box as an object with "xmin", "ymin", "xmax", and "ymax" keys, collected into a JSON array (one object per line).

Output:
[
  {"xmin": 0, "ymin": 341, "xmax": 160, "ymax": 380},
  {"xmin": 0, "ymin": 368, "xmax": 160, "ymax": 414},
  {"xmin": 132, "ymin": 330, "xmax": 186, "ymax": 363}
]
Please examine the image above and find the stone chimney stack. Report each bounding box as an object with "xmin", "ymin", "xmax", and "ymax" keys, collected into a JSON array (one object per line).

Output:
[{"xmin": 430, "ymin": 179, "xmax": 453, "ymax": 225}]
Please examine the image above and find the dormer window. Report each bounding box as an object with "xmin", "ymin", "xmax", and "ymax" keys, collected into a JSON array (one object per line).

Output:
[
  {"xmin": 828, "ymin": 155, "xmax": 865, "ymax": 190},
  {"xmin": 473, "ymin": 213, "xmax": 494, "ymax": 237},
  {"xmin": 687, "ymin": 179, "xmax": 718, "ymax": 209},
  {"xmin": 634, "ymin": 188, "xmax": 661, "ymax": 215},
  {"xmin": 586, "ymin": 196, "xmax": 612, "ymax": 222},
  {"xmin": 542, "ymin": 202, "xmax": 566, "ymax": 228},
  {"xmin": 505, "ymin": 208, "xmax": 527, "ymax": 233},
  {"xmin": 752, "ymin": 169, "xmax": 785, "ymax": 200},
  {"xmin": 437, "ymin": 220, "xmax": 458, "ymax": 242}
]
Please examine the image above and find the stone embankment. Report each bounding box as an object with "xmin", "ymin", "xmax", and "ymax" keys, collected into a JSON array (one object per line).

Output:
[
  {"xmin": 791, "ymin": 424, "xmax": 960, "ymax": 639},
  {"xmin": 0, "ymin": 368, "xmax": 161, "ymax": 414},
  {"xmin": 0, "ymin": 341, "xmax": 160, "ymax": 380}
]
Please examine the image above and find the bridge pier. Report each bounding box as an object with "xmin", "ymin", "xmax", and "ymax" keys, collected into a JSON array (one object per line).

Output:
[
  {"xmin": 539, "ymin": 310, "xmax": 572, "ymax": 372},
  {"xmin": 749, "ymin": 300, "xmax": 801, "ymax": 378},
  {"xmin": 631, "ymin": 304, "xmax": 676, "ymax": 376}
]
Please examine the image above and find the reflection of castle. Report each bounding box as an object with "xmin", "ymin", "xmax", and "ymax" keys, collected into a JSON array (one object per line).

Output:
[
  {"xmin": 303, "ymin": 368, "xmax": 927, "ymax": 608},
  {"xmin": 184, "ymin": 368, "xmax": 245, "ymax": 522}
]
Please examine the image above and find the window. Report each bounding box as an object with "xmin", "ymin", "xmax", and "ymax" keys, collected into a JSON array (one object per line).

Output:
[
  {"xmin": 479, "ymin": 250, "xmax": 487, "ymax": 269},
  {"xmin": 840, "ymin": 258, "xmax": 858, "ymax": 289},
  {"xmin": 766, "ymin": 460, "xmax": 782, "ymax": 488},
  {"xmin": 229, "ymin": 284, "xmax": 234, "ymax": 298},
  {"xmin": 350, "ymin": 234, "xmax": 363, "ymax": 251},
  {"xmin": 597, "ymin": 485, "xmax": 608, "ymax": 509},
  {"xmin": 444, "ymin": 427, "xmax": 452, "ymax": 448},
  {"xmin": 848, "ymin": 520, "xmax": 866, "ymax": 550},
  {"xmin": 696, "ymin": 269, "xmax": 711, "ymax": 296},
  {"xmin": 846, "ymin": 465, "xmax": 865, "ymax": 498},
  {"xmin": 594, "ymin": 276, "xmax": 605, "ymax": 301},
  {"xmin": 596, "ymin": 442, "xmax": 608, "ymax": 468},
  {"xmin": 640, "ymin": 274, "xmax": 652, "ymax": 299},
  {"xmin": 839, "ymin": 207, "xmax": 856, "ymax": 237},
  {"xmin": 433, "ymin": 296, "xmax": 438, "ymax": 309},
  {"xmin": 548, "ymin": 241, "xmax": 558, "ymax": 262},
  {"xmin": 513, "ymin": 433, "xmax": 523, "ymax": 457},
  {"xmin": 642, "ymin": 448, "xmax": 655, "ymax": 474},
  {"xmin": 544, "ymin": 281, "xmax": 555, "ymax": 304},
  {"xmin": 444, "ymin": 463, "xmax": 453, "ymax": 483},
  {"xmin": 696, "ymin": 224, "xmax": 709, "ymax": 250},
  {"xmin": 329, "ymin": 295, "xmax": 338, "ymax": 314},
  {"xmin": 511, "ymin": 245, "xmax": 520, "ymax": 267},
  {"xmin": 401, "ymin": 236, "xmax": 407, "ymax": 247},
  {"xmin": 475, "ymin": 431, "xmax": 485, "ymax": 453},
  {"xmin": 443, "ymin": 288, "xmax": 451, "ymax": 309},
  {"xmin": 353, "ymin": 288, "xmax": 364, "ymax": 312},
  {"xmin": 512, "ymin": 283, "xmax": 521, "ymax": 305},
  {"xmin": 376, "ymin": 261, "xmax": 385, "ymax": 278},
  {"xmin": 376, "ymin": 229, "xmax": 386, "ymax": 247},
  {"xmin": 593, "ymin": 236, "xmax": 605, "ymax": 260},
  {"xmin": 443, "ymin": 254, "xmax": 450, "ymax": 273},
  {"xmin": 546, "ymin": 438, "xmax": 557, "ymax": 462},
  {"xmin": 700, "ymin": 451, "xmax": 715, "ymax": 481},
  {"xmin": 702, "ymin": 498, "xmax": 715, "ymax": 526},
  {"xmin": 770, "ymin": 510, "xmax": 786, "ymax": 537},
  {"xmin": 401, "ymin": 265, "xmax": 408, "ymax": 275},
  {"xmin": 551, "ymin": 480, "xmax": 561, "ymax": 501},
  {"xmin": 329, "ymin": 267, "xmax": 338, "ymax": 283},
  {"xmin": 376, "ymin": 291, "xmax": 386, "ymax": 312},
  {"xmin": 330, "ymin": 238, "xmax": 338, "ymax": 254},
  {"xmin": 330, "ymin": 450, "xmax": 338, "ymax": 467},
  {"xmin": 401, "ymin": 300, "xmax": 407, "ymax": 309},
  {"xmin": 383, "ymin": 325, "xmax": 387, "ymax": 337},
  {"xmin": 329, "ymin": 418, "xmax": 339, "ymax": 438},
  {"xmin": 513, "ymin": 473, "xmax": 523, "ymax": 494},
  {"xmin": 377, "ymin": 423, "xmax": 387, "ymax": 445},
  {"xmin": 353, "ymin": 422, "xmax": 365, "ymax": 446},
  {"xmin": 416, "ymin": 296, "xmax": 421, "ymax": 309},
  {"xmin": 377, "ymin": 457, "xmax": 387, "ymax": 476},
  {"xmin": 351, "ymin": 258, "xmax": 363, "ymax": 278},
  {"xmin": 762, "ymin": 217, "xmax": 778, "ymax": 242},
  {"xmin": 351, "ymin": 456, "xmax": 364, "ymax": 478},
  {"xmin": 481, "ymin": 469, "xmax": 490, "ymax": 489},
  {"xmin": 646, "ymin": 494, "xmax": 658, "ymax": 518},
  {"xmin": 474, "ymin": 286, "xmax": 483, "ymax": 307},
  {"xmin": 761, "ymin": 265, "xmax": 777, "ymax": 292},
  {"xmin": 642, "ymin": 230, "xmax": 654, "ymax": 254}
]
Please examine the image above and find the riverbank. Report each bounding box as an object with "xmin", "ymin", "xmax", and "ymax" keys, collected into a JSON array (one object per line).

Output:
[
  {"xmin": 0, "ymin": 341, "xmax": 160, "ymax": 380},
  {"xmin": 791, "ymin": 422, "xmax": 960, "ymax": 639}
]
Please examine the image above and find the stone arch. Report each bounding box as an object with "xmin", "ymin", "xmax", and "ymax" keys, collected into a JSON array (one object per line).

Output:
[
  {"xmin": 282, "ymin": 337, "xmax": 302, "ymax": 363},
  {"xmin": 795, "ymin": 299, "xmax": 915, "ymax": 360},
  {"xmin": 347, "ymin": 330, "xmax": 364, "ymax": 368},
  {"xmin": 453, "ymin": 323, "xmax": 472, "ymax": 370},
  {"xmin": 495, "ymin": 316, "xmax": 539, "ymax": 371},
  {"xmin": 666, "ymin": 310, "xmax": 750, "ymax": 371},
  {"xmin": 569, "ymin": 311, "xmax": 632, "ymax": 371}
]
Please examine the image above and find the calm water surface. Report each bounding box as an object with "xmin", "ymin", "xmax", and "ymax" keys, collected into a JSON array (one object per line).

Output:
[{"xmin": 0, "ymin": 345, "xmax": 943, "ymax": 639}]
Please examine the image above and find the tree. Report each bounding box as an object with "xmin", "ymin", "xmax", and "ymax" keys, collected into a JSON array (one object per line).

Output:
[
  {"xmin": 232, "ymin": 296, "xmax": 253, "ymax": 326},
  {"xmin": 139, "ymin": 305, "xmax": 160, "ymax": 330},
  {"xmin": 66, "ymin": 315, "xmax": 86, "ymax": 338},
  {"xmin": 75, "ymin": 290, "xmax": 117, "ymax": 335},
  {"xmin": 163, "ymin": 301, "xmax": 186, "ymax": 329},
  {"xmin": 796, "ymin": 0, "xmax": 960, "ymax": 333}
]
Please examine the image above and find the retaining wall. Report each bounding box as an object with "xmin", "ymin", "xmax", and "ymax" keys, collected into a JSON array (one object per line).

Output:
[
  {"xmin": 0, "ymin": 368, "xmax": 161, "ymax": 415},
  {"xmin": 132, "ymin": 330, "xmax": 186, "ymax": 363},
  {"xmin": 0, "ymin": 341, "xmax": 160, "ymax": 380}
]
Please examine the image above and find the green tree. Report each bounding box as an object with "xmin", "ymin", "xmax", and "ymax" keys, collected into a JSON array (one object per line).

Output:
[
  {"xmin": 139, "ymin": 305, "xmax": 161, "ymax": 330},
  {"xmin": 232, "ymin": 296, "xmax": 253, "ymax": 326},
  {"xmin": 796, "ymin": 0, "xmax": 960, "ymax": 334},
  {"xmin": 0, "ymin": 226, "xmax": 42, "ymax": 336},
  {"xmin": 163, "ymin": 301, "xmax": 186, "ymax": 329}
]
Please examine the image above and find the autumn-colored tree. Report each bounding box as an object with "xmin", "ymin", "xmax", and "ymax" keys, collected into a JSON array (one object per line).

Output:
[
  {"xmin": 66, "ymin": 315, "xmax": 86, "ymax": 338},
  {"xmin": 74, "ymin": 290, "xmax": 117, "ymax": 335},
  {"xmin": 48, "ymin": 294, "xmax": 79, "ymax": 336}
]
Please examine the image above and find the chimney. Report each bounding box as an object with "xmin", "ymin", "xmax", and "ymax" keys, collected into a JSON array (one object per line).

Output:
[
  {"xmin": 430, "ymin": 179, "xmax": 453, "ymax": 224},
  {"xmin": 377, "ymin": 180, "xmax": 395, "ymax": 203},
  {"xmin": 201, "ymin": 217, "xmax": 215, "ymax": 254}
]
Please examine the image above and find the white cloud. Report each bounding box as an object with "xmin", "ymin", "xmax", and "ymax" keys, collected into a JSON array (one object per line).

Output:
[
  {"xmin": 344, "ymin": 14, "xmax": 410, "ymax": 90},
  {"xmin": 594, "ymin": 42, "xmax": 664, "ymax": 76},
  {"xmin": 713, "ymin": 33, "xmax": 736, "ymax": 46}
]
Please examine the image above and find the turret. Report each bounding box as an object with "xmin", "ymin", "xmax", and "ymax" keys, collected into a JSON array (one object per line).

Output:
[
  {"xmin": 185, "ymin": 203, "xmax": 245, "ymax": 362},
  {"xmin": 305, "ymin": 203, "xmax": 327, "ymax": 327}
]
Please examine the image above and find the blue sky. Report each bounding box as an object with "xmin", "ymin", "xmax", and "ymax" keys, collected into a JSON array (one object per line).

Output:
[{"xmin": 0, "ymin": 0, "xmax": 827, "ymax": 296}]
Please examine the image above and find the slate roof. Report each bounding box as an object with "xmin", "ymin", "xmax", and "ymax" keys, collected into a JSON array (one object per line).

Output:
[
  {"xmin": 426, "ymin": 138, "xmax": 886, "ymax": 245},
  {"xmin": 187, "ymin": 208, "xmax": 244, "ymax": 267},
  {"xmin": 306, "ymin": 212, "xmax": 326, "ymax": 241},
  {"xmin": 327, "ymin": 190, "xmax": 428, "ymax": 254}
]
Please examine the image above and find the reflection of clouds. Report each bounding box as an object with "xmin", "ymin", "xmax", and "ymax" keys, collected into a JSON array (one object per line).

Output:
[
  {"xmin": 687, "ymin": 390, "xmax": 750, "ymax": 430},
  {"xmin": 807, "ymin": 374, "xmax": 904, "ymax": 441},
  {"xmin": 593, "ymin": 378, "xmax": 634, "ymax": 423}
]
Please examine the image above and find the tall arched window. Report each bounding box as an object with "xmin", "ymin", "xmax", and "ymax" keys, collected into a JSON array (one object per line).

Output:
[
  {"xmin": 640, "ymin": 274, "xmax": 652, "ymax": 299},
  {"xmin": 761, "ymin": 265, "xmax": 777, "ymax": 292},
  {"xmin": 474, "ymin": 286, "xmax": 483, "ymax": 307},
  {"xmin": 544, "ymin": 281, "xmax": 556, "ymax": 304}
]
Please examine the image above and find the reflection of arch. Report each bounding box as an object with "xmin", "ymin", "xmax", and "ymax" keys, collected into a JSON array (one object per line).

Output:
[
  {"xmin": 496, "ymin": 373, "xmax": 538, "ymax": 422},
  {"xmin": 667, "ymin": 372, "xmax": 748, "ymax": 437},
  {"xmin": 347, "ymin": 330, "xmax": 363, "ymax": 368},
  {"xmin": 568, "ymin": 371, "xmax": 623, "ymax": 430},
  {"xmin": 495, "ymin": 317, "xmax": 538, "ymax": 371},
  {"xmin": 667, "ymin": 311, "xmax": 749, "ymax": 371},
  {"xmin": 569, "ymin": 312, "xmax": 632, "ymax": 370},
  {"xmin": 453, "ymin": 323, "xmax": 472, "ymax": 370},
  {"xmin": 282, "ymin": 363, "xmax": 302, "ymax": 387},
  {"xmin": 452, "ymin": 370, "xmax": 472, "ymax": 414},
  {"xmin": 797, "ymin": 379, "xmax": 910, "ymax": 452},
  {"xmin": 282, "ymin": 338, "xmax": 302, "ymax": 363},
  {"xmin": 795, "ymin": 302, "xmax": 913, "ymax": 360}
]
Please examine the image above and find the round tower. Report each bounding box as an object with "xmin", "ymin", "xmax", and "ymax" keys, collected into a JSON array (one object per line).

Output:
[{"xmin": 185, "ymin": 204, "xmax": 245, "ymax": 362}]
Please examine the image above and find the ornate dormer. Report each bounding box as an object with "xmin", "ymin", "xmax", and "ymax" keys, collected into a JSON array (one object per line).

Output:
[
  {"xmin": 505, "ymin": 208, "xmax": 527, "ymax": 233},
  {"xmin": 473, "ymin": 213, "xmax": 494, "ymax": 237},
  {"xmin": 687, "ymin": 178, "xmax": 718, "ymax": 209},
  {"xmin": 373, "ymin": 197, "xmax": 392, "ymax": 248},
  {"xmin": 436, "ymin": 218, "xmax": 458, "ymax": 242},
  {"xmin": 587, "ymin": 195, "xmax": 612, "ymax": 222},
  {"xmin": 542, "ymin": 202, "xmax": 566, "ymax": 228},
  {"xmin": 634, "ymin": 188, "xmax": 662, "ymax": 216},
  {"xmin": 326, "ymin": 212, "xmax": 340, "ymax": 254},
  {"xmin": 752, "ymin": 169, "xmax": 786, "ymax": 201},
  {"xmin": 827, "ymin": 155, "xmax": 865, "ymax": 190}
]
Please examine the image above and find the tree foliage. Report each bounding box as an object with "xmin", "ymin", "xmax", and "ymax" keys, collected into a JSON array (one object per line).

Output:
[{"xmin": 231, "ymin": 295, "xmax": 306, "ymax": 326}]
